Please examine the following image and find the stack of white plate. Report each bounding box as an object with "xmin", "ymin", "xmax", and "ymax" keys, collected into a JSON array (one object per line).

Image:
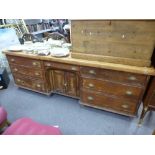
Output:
[{"xmin": 50, "ymin": 47, "xmax": 70, "ymax": 57}]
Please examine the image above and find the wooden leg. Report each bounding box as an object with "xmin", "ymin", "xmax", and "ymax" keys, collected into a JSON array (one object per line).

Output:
[{"xmin": 138, "ymin": 106, "xmax": 148, "ymax": 126}]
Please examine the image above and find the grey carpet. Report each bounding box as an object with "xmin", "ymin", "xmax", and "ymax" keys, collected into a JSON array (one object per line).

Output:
[{"xmin": 0, "ymin": 75, "xmax": 155, "ymax": 135}]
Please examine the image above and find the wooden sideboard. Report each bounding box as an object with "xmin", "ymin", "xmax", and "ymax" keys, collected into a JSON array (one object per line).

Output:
[{"xmin": 4, "ymin": 51, "xmax": 155, "ymax": 117}]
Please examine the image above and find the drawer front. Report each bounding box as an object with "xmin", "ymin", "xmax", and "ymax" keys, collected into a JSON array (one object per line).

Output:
[
  {"xmin": 80, "ymin": 66, "xmax": 147, "ymax": 87},
  {"xmin": 44, "ymin": 61, "xmax": 79, "ymax": 71},
  {"xmin": 80, "ymin": 89, "xmax": 138, "ymax": 115},
  {"xmin": 81, "ymin": 77, "xmax": 143, "ymax": 101},
  {"xmin": 10, "ymin": 64, "xmax": 44, "ymax": 79},
  {"xmin": 7, "ymin": 55, "xmax": 42, "ymax": 68},
  {"xmin": 14, "ymin": 75, "xmax": 47, "ymax": 92}
]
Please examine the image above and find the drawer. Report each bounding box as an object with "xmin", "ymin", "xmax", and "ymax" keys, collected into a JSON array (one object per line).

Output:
[
  {"xmin": 81, "ymin": 77, "xmax": 143, "ymax": 101},
  {"xmin": 80, "ymin": 66, "xmax": 147, "ymax": 87},
  {"xmin": 14, "ymin": 75, "xmax": 47, "ymax": 93},
  {"xmin": 7, "ymin": 55, "xmax": 42, "ymax": 68},
  {"xmin": 80, "ymin": 89, "xmax": 138, "ymax": 115},
  {"xmin": 10, "ymin": 64, "xmax": 44, "ymax": 79},
  {"xmin": 44, "ymin": 61, "xmax": 79, "ymax": 71}
]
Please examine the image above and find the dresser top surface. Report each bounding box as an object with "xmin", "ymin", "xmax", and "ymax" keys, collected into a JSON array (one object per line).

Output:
[{"xmin": 3, "ymin": 50, "xmax": 155, "ymax": 76}]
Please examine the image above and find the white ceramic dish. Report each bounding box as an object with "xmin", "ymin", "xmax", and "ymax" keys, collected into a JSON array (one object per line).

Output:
[{"xmin": 50, "ymin": 47, "xmax": 70, "ymax": 57}]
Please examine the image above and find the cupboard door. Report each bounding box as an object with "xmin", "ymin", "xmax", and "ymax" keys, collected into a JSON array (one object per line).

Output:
[
  {"xmin": 52, "ymin": 70, "xmax": 65, "ymax": 94},
  {"xmin": 65, "ymin": 72, "xmax": 78, "ymax": 97}
]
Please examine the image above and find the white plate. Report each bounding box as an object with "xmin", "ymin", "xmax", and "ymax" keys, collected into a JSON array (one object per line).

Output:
[
  {"xmin": 50, "ymin": 47, "xmax": 70, "ymax": 57},
  {"xmin": 7, "ymin": 45, "xmax": 23, "ymax": 52}
]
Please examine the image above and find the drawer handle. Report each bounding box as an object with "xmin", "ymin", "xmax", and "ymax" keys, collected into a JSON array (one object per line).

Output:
[
  {"xmin": 71, "ymin": 67, "xmax": 77, "ymax": 71},
  {"xmin": 46, "ymin": 63, "xmax": 51, "ymax": 67},
  {"xmin": 87, "ymin": 96, "xmax": 94, "ymax": 101},
  {"xmin": 35, "ymin": 72, "xmax": 40, "ymax": 76},
  {"xmin": 88, "ymin": 83, "xmax": 94, "ymax": 88},
  {"xmin": 14, "ymin": 68, "xmax": 18, "ymax": 72},
  {"xmin": 11, "ymin": 58, "xmax": 15, "ymax": 62},
  {"xmin": 32, "ymin": 62, "xmax": 39, "ymax": 66},
  {"xmin": 128, "ymin": 76, "xmax": 137, "ymax": 81},
  {"xmin": 36, "ymin": 84, "xmax": 41, "ymax": 88},
  {"xmin": 121, "ymin": 104, "xmax": 129, "ymax": 109},
  {"xmin": 0, "ymin": 86, "xmax": 3, "ymax": 89},
  {"xmin": 126, "ymin": 91, "xmax": 133, "ymax": 95},
  {"xmin": 89, "ymin": 70, "xmax": 96, "ymax": 74},
  {"xmin": 17, "ymin": 79, "xmax": 21, "ymax": 82}
]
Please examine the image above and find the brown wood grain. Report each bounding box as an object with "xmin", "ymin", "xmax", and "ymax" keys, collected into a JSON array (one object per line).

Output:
[
  {"xmin": 71, "ymin": 52, "xmax": 151, "ymax": 67},
  {"xmin": 81, "ymin": 77, "xmax": 144, "ymax": 101},
  {"xmin": 14, "ymin": 74, "xmax": 47, "ymax": 93},
  {"xmin": 80, "ymin": 66, "xmax": 148, "ymax": 87},
  {"xmin": 3, "ymin": 51, "xmax": 155, "ymax": 75},
  {"xmin": 71, "ymin": 20, "xmax": 155, "ymax": 66},
  {"xmin": 10, "ymin": 64, "xmax": 45, "ymax": 79},
  {"xmin": 65, "ymin": 72, "xmax": 78, "ymax": 97},
  {"xmin": 80, "ymin": 89, "xmax": 138, "ymax": 116},
  {"xmin": 5, "ymin": 53, "xmax": 149, "ymax": 117}
]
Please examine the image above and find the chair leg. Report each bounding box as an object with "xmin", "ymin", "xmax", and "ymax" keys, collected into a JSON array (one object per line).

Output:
[{"xmin": 138, "ymin": 106, "xmax": 148, "ymax": 126}]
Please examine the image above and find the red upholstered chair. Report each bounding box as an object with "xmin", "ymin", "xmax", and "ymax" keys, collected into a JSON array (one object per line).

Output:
[{"xmin": 0, "ymin": 106, "xmax": 62, "ymax": 135}]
